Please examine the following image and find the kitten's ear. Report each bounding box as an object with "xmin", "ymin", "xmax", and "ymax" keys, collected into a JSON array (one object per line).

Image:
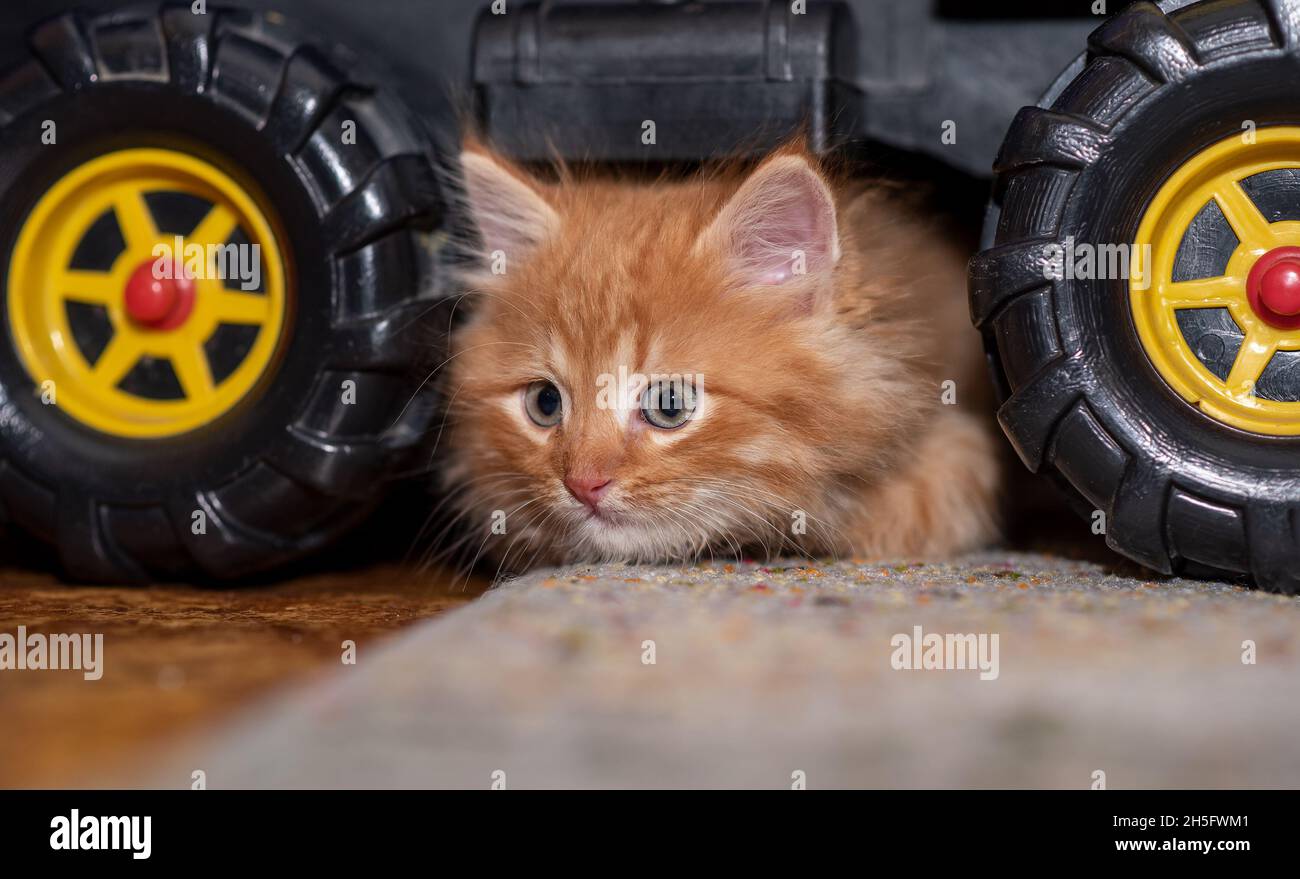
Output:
[
  {"xmin": 459, "ymin": 149, "xmax": 559, "ymax": 258},
  {"xmin": 700, "ymin": 153, "xmax": 840, "ymax": 291}
]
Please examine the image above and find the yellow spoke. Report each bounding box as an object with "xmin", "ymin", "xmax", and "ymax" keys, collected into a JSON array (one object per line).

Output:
[
  {"xmin": 171, "ymin": 343, "xmax": 215, "ymax": 399},
  {"xmin": 111, "ymin": 187, "xmax": 158, "ymax": 252},
  {"xmin": 212, "ymin": 291, "xmax": 271, "ymax": 325},
  {"xmin": 7, "ymin": 147, "xmax": 287, "ymax": 438},
  {"xmin": 1213, "ymin": 182, "xmax": 1274, "ymax": 252},
  {"xmin": 1225, "ymin": 331, "xmax": 1278, "ymax": 395},
  {"xmin": 188, "ymin": 203, "xmax": 240, "ymax": 249},
  {"xmin": 1133, "ymin": 247, "xmax": 1166, "ymax": 296},
  {"xmin": 58, "ymin": 270, "xmax": 118, "ymax": 304},
  {"xmin": 1162, "ymin": 276, "xmax": 1245, "ymax": 310},
  {"xmin": 89, "ymin": 334, "xmax": 141, "ymax": 388}
]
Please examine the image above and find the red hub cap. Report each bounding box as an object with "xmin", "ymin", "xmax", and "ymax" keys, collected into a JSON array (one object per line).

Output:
[
  {"xmin": 1247, "ymin": 246, "xmax": 1300, "ymax": 330},
  {"xmin": 123, "ymin": 259, "xmax": 195, "ymax": 330}
]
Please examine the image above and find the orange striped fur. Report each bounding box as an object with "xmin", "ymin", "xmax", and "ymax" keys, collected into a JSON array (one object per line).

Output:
[{"xmin": 439, "ymin": 144, "xmax": 1000, "ymax": 570}]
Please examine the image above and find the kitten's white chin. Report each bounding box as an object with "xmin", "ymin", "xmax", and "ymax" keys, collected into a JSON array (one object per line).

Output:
[{"xmin": 569, "ymin": 510, "xmax": 701, "ymax": 563}]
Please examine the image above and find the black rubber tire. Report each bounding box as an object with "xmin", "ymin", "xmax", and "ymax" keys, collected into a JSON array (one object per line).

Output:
[
  {"xmin": 0, "ymin": 4, "xmax": 449, "ymax": 582},
  {"xmin": 971, "ymin": 0, "xmax": 1300, "ymax": 594}
]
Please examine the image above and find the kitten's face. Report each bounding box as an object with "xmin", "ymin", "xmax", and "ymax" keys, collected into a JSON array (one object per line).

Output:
[{"xmin": 444, "ymin": 150, "xmax": 906, "ymax": 567}]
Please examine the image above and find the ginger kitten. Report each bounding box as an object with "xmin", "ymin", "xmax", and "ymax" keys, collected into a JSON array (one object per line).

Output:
[{"xmin": 439, "ymin": 144, "xmax": 1000, "ymax": 570}]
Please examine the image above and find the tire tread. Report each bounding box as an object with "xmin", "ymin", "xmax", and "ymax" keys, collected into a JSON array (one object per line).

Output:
[
  {"xmin": 975, "ymin": 0, "xmax": 1300, "ymax": 590},
  {"xmin": 0, "ymin": 3, "xmax": 446, "ymax": 582}
]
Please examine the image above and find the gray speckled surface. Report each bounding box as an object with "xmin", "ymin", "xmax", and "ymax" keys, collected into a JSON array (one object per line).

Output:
[{"xmin": 153, "ymin": 552, "xmax": 1300, "ymax": 789}]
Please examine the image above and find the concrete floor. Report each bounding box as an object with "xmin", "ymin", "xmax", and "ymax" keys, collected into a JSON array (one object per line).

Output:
[{"xmin": 146, "ymin": 551, "xmax": 1300, "ymax": 789}]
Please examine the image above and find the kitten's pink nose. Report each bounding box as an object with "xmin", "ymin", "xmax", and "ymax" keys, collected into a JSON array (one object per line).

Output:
[{"xmin": 564, "ymin": 474, "xmax": 613, "ymax": 511}]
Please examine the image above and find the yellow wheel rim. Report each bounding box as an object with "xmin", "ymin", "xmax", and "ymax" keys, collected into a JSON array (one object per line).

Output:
[
  {"xmin": 1132, "ymin": 127, "xmax": 1300, "ymax": 436},
  {"xmin": 7, "ymin": 148, "xmax": 289, "ymax": 438}
]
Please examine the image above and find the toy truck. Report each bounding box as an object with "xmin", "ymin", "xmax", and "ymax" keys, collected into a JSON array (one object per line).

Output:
[{"xmin": 2, "ymin": 1, "xmax": 1296, "ymax": 592}]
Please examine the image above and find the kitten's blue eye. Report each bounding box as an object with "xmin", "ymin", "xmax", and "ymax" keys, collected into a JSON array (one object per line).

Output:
[
  {"xmin": 641, "ymin": 379, "xmax": 697, "ymax": 430},
  {"xmin": 524, "ymin": 380, "xmax": 563, "ymax": 427}
]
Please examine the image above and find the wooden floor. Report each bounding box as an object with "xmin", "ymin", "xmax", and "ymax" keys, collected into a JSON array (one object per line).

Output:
[{"xmin": 0, "ymin": 553, "xmax": 486, "ymax": 788}]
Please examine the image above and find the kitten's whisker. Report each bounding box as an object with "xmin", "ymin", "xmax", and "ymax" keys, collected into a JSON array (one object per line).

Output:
[
  {"xmin": 450, "ymin": 285, "xmax": 539, "ymax": 326},
  {"xmin": 687, "ymin": 483, "xmax": 832, "ymax": 562},
  {"xmin": 458, "ymin": 494, "xmax": 546, "ymax": 590},
  {"xmin": 515, "ymin": 505, "xmax": 564, "ymax": 573},
  {"xmin": 419, "ymin": 478, "xmax": 533, "ymax": 576},
  {"xmin": 676, "ymin": 494, "xmax": 774, "ymax": 562},
  {"xmin": 493, "ymin": 503, "xmax": 560, "ymax": 582},
  {"xmin": 690, "ymin": 476, "xmax": 856, "ymax": 555},
  {"xmin": 391, "ymin": 337, "xmax": 544, "ymax": 444},
  {"xmin": 646, "ymin": 504, "xmax": 709, "ymax": 561}
]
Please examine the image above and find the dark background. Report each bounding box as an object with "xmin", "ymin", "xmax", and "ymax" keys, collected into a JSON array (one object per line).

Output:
[{"xmin": 1, "ymin": 0, "xmax": 1099, "ymax": 177}]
